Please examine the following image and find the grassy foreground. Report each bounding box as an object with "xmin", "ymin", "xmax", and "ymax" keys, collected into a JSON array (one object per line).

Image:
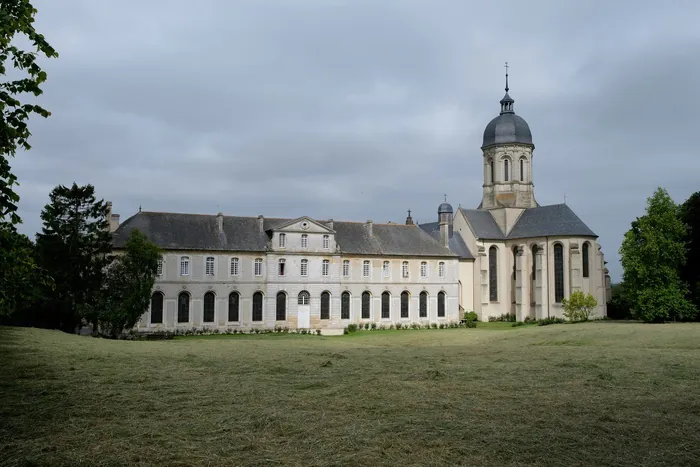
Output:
[{"xmin": 2, "ymin": 323, "xmax": 700, "ymax": 466}]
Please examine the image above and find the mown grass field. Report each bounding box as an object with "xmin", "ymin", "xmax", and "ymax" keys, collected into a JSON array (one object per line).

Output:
[{"xmin": 2, "ymin": 322, "xmax": 700, "ymax": 466}]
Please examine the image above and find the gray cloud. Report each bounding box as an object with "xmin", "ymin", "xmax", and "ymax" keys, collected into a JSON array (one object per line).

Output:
[{"xmin": 13, "ymin": 0, "xmax": 700, "ymax": 281}]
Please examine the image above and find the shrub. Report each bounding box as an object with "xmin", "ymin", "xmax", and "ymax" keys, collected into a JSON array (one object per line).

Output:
[
  {"xmin": 464, "ymin": 319, "xmax": 477, "ymax": 328},
  {"xmin": 537, "ymin": 317, "xmax": 566, "ymax": 326},
  {"xmin": 347, "ymin": 323, "xmax": 358, "ymax": 333},
  {"xmin": 463, "ymin": 311, "xmax": 478, "ymax": 321},
  {"xmin": 431, "ymin": 323, "xmax": 438, "ymax": 329},
  {"xmin": 370, "ymin": 322, "xmax": 377, "ymax": 330},
  {"xmin": 562, "ymin": 291, "xmax": 598, "ymax": 322}
]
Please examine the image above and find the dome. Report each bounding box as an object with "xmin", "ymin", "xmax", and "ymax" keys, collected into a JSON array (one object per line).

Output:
[
  {"xmin": 438, "ymin": 202, "xmax": 453, "ymax": 214},
  {"xmin": 481, "ymin": 92, "xmax": 533, "ymax": 148}
]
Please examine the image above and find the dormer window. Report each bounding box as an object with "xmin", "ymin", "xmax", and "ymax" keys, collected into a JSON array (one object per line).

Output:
[
  {"xmin": 322, "ymin": 234, "xmax": 329, "ymax": 249},
  {"xmin": 301, "ymin": 234, "xmax": 308, "ymax": 249},
  {"xmin": 279, "ymin": 233, "xmax": 286, "ymax": 248}
]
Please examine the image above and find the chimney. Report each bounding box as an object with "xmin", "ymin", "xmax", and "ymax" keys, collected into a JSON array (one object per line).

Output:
[
  {"xmin": 365, "ymin": 220, "xmax": 373, "ymax": 236},
  {"xmin": 257, "ymin": 215, "xmax": 264, "ymax": 232},
  {"xmin": 217, "ymin": 212, "xmax": 224, "ymax": 233},
  {"xmin": 405, "ymin": 209, "xmax": 414, "ymax": 225},
  {"xmin": 327, "ymin": 219, "xmax": 334, "ymax": 230},
  {"xmin": 105, "ymin": 201, "xmax": 120, "ymax": 232}
]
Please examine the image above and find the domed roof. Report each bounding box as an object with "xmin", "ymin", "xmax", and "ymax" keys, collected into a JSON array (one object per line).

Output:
[
  {"xmin": 438, "ymin": 202, "xmax": 453, "ymax": 214},
  {"xmin": 481, "ymin": 86, "xmax": 533, "ymax": 149}
]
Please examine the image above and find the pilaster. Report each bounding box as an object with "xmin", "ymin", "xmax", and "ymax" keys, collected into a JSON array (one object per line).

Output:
[
  {"xmin": 569, "ymin": 241, "xmax": 582, "ymax": 294},
  {"xmin": 535, "ymin": 242, "xmax": 546, "ymax": 319},
  {"xmin": 514, "ymin": 244, "xmax": 527, "ymax": 321}
]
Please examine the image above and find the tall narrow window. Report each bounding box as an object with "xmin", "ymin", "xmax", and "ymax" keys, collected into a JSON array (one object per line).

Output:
[
  {"xmin": 343, "ymin": 260, "xmax": 350, "ymax": 277},
  {"xmin": 180, "ymin": 256, "xmax": 190, "ymax": 276},
  {"xmin": 276, "ymin": 292, "xmax": 286, "ymax": 321},
  {"xmin": 381, "ymin": 291, "xmax": 390, "ymax": 319},
  {"xmin": 382, "ymin": 261, "xmax": 390, "ymax": 278},
  {"xmin": 203, "ymin": 291, "xmax": 215, "ymax": 322},
  {"xmin": 504, "ymin": 159, "xmax": 510, "ymax": 181},
  {"xmin": 322, "ymin": 235, "xmax": 329, "ymax": 249},
  {"xmin": 554, "ymin": 244, "xmax": 564, "ymax": 303},
  {"xmin": 177, "ymin": 292, "xmax": 190, "ymax": 323},
  {"xmin": 341, "ymin": 291, "xmax": 350, "ymax": 319},
  {"xmin": 150, "ymin": 292, "xmax": 163, "ymax": 324},
  {"xmin": 321, "ymin": 292, "xmax": 330, "ymax": 319},
  {"xmin": 438, "ymin": 261, "xmax": 445, "ymax": 278},
  {"xmin": 254, "ymin": 258, "xmax": 262, "ymax": 276},
  {"xmin": 300, "ymin": 259, "xmax": 308, "ymax": 276},
  {"xmin": 230, "ymin": 257, "xmax": 239, "ymax": 276},
  {"xmin": 322, "ymin": 259, "xmax": 330, "ymax": 277},
  {"xmin": 582, "ymin": 242, "xmax": 590, "ymax": 278},
  {"xmin": 520, "ymin": 158, "xmax": 524, "ymax": 182},
  {"xmin": 156, "ymin": 259, "xmax": 164, "ymax": 277},
  {"xmin": 420, "ymin": 261, "xmax": 427, "ymax": 278},
  {"xmin": 489, "ymin": 246, "xmax": 498, "ymax": 302},
  {"xmin": 512, "ymin": 247, "xmax": 518, "ymax": 304},
  {"xmin": 252, "ymin": 292, "xmax": 263, "ymax": 321},
  {"xmin": 402, "ymin": 261, "xmax": 409, "ymax": 278},
  {"xmin": 301, "ymin": 234, "xmax": 308, "ymax": 249},
  {"xmin": 437, "ymin": 291, "xmax": 446, "ymax": 317},
  {"xmin": 490, "ymin": 159, "xmax": 495, "ymax": 183},
  {"xmin": 298, "ymin": 290, "xmax": 310, "ymax": 305},
  {"xmin": 278, "ymin": 259, "xmax": 286, "ymax": 276},
  {"xmin": 228, "ymin": 292, "xmax": 240, "ymax": 322},
  {"xmin": 531, "ymin": 245, "xmax": 538, "ymax": 305},
  {"xmin": 279, "ymin": 233, "xmax": 286, "ymax": 248},
  {"xmin": 419, "ymin": 291, "xmax": 428, "ymax": 318},
  {"xmin": 361, "ymin": 291, "xmax": 370, "ymax": 319},
  {"xmin": 400, "ymin": 291, "xmax": 409, "ymax": 318},
  {"xmin": 362, "ymin": 260, "xmax": 370, "ymax": 278},
  {"xmin": 205, "ymin": 256, "xmax": 215, "ymax": 276}
]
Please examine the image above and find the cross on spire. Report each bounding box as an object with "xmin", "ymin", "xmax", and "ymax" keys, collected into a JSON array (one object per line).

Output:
[
  {"xmin": 504, "ymin": 61, "xmax": 509, "ymax": 92},
  {"xmin": 443, "ymin": 194, "xmax": 447, "ymax": 202},
  {"xmin": 407, "ymin": 209, "xmax": 411, "ymax": 217}
]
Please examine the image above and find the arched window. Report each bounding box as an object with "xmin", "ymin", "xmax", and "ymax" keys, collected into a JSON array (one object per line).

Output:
[
  {"xmin": 205, "ymin": 257, "xmax": 215, "ymax": 276},
  {"xmin": 177, "ymin": 292, "xmax": 190, "ymax": 323},
  {"xmin": 150, "ymin": 292, "xmax": 163, "ymax": 324},
  {"xmin": 520, "ymin": 158, "xmax": 525, "ymax": 182},
  {"xmin": 504, "ymin": 159, "xmax": 510, "ymax": 181},
  {"xmin": 203, "ymin": 291, "xmax": 215, "ymax": 322},
  {"xmin": 228, "ymin": 292, "xmax": 240, "ymax": 322},
  {"xmin": 361, "ymin": 291, "xmax": 371, "ymax": 319},
  {"xmin": 582, "ymin": 242, "xmax": 590, "ymax": 278},
  {"xmin": 437, "ymin": 291, "xmax": 446, "ymax": 317},
  {"xmin": 321, "ymin": 291, "xmax": 330, "ymax": 320},
  {"xmin": 252, "ymin": 292, "xmax": 263, "ymax": 321},
  {"xmin": 419, "ymin": 291, "xmax": 428, "ymax": 318},
  {"xmin": 276, "ymin": 292, "xmax": 286, "ymax": 321},
  {"xmin": 554, "ymin": 244, "xmax": 564, "ymax": 303},
  {"xmin": 400, "ymin": 291, "xmax": 409, "ymax": 318},
  {"xmin": 381, "ymin": 291, "xmax": 390, "ymax": 319},
  {"xmin": 298, "ymin": 290, "xmax": 310, "ymax": 305},
  {"xmin": 341, "ymin": 292, "xmax": 350, "ymax": 319},
  {"xmin": 489, "ymin": 246, "xmax": 498, "ymax": 302}
]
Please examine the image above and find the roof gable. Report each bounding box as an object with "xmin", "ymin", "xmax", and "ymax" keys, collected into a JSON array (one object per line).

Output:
[{"xmin": 269, "ymin": 216, "xmax": 334, "ymax": 234}]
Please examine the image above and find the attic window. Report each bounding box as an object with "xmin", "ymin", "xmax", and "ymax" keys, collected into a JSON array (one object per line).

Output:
[
  {"xmin": 301, "ymin": 234, "xmax": 308, "ymax": 249},
  {"xmin": 230, "ymin": 257, "xmax": 239, "ymax": 276},
  {"xmin": 402, "ymin": 261, "xmax": 409, "ymax": 278},
  {"xmin": 343, "ymin": 260, "xmax": 350, "ymax": 277},
  {"xmin": 322, "ymin": 234, "xmax": 329, "ymax": 249},
  {"xmin": 438, "ymin": 261, "xmax": 445, "ymax": 278},
  {"xmin": 362, "ymin": 260, "xmax": 370, "ymax": 278},
  {"xmin": 382, "ymin": 261, "xmax": 390, "ymax": 278},
  {"xmin": 254, "ymin": 258, "xmax": 263, "ymax": 277},
  {"xmin": 420, "ymin": 261, "xmax": 427, "ymax": 278},
  {"xmin": 279, "ymin": 233, "xmax": 286, "ymax": 248},
  {"xmin": 180, "ymin": 256, "xmax": 190, "ymax": 276},
  {"xmin": 205, "ymin": 257, "xmax": 215, "ymax": 276}
]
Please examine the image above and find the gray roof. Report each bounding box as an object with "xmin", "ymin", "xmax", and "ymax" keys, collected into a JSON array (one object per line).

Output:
[
  {"xmin": 437, "ymin": 202, "xmax": 453, "ymax": 214},
  {"xmin": 112, "ymin": 211, "xmax": 458, "ymax": 258},
  {"xmin": 507, "ymin": 204, "xmax": 597, "ymax": 239},
  {"xmin": 482, "ymin": 93, "xmax": 533, "ymax": 148},
  {"xmin": 418, "ymin": 222, "xmax": 474, "ymax": 260},
  {"xmin": 462, "ymin": 209, "xmax": 506, "ymax": 240}
]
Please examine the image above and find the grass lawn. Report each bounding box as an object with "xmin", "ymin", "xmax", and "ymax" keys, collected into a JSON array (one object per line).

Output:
[{"xmin": 2, "ymin": 323, "xmax": 700, "ymax": 466}]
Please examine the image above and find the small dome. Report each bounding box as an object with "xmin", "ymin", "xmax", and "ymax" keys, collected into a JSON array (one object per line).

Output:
[
  {"xmin": 482, "ymin": 91, "xmax": 533, "ymax": 148},
  {"xmin": 438, "ymin": 202, "xmax": 453, "ymax": 214}
]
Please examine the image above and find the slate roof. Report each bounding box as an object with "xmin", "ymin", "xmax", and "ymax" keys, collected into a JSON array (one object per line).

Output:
[
  {"xmin": 112, "ymin": 211, "xmax": 458, "ymax": 258},
  {"xmin": 418, "ymin": 222, "xmax": 475, "ymax": 260},
  {"xmin": 461, "ymin": 209, "xmax": 506, "ymax": 240}
]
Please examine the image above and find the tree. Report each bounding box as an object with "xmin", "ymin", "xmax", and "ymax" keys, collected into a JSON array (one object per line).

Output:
[
  {"xmin": 561, "ymin": 290, "xmax": 598, "ymax": 321},
  {"xmin": 1, "ymin": 0, "xmax": 58, "ymax": 225},
  {"xmin": 98, "ymin": 229, "xmax": 161, "ymax": 337},
  {"xmin": 619, "ymin": 187, "xmax": 696, "ymax": 323},
  {"xmin": 35, "ymin": 183, "xmax": 112, "ymax": 332},
  {"xmin": 679, "ymin": 191, "xmax": 700, "ymax": 313}
]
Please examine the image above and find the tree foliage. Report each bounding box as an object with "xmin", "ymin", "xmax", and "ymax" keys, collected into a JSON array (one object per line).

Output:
[
  {"xmin": 679, "ymin": 191, "xmax": 700, "ymax": 311},
  {"xmin": 98, "ymin": 229, "xmax": 161, "ymax": 337},
  {"xmin": 561, "ymin": 290, "xmax": 598, "ymax": 321},
  {"xmin": 1, "ymin": 0, "xmax": 58, "ymax": 224},
  {"xmin": 35, "ymin": 183, "xmax": 112, "ymax": 332},
  {"xmin": 619, "ymin": 187, "xmax": 696, "ymax": 322}
]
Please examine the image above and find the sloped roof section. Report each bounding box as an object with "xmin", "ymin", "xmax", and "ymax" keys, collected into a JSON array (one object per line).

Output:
[
  {"xmin": 507, "ymin": 204, "xmax": 597, "ymax": 239},
  {"xmin": 418, "ymin": 222, "xmax": 475, "ymax": 260},
  {"xmin": 461, "ymin": 209, "xmax": 506, "ymax": 240},
  {"xmin": 113, "ymin": 211, "xmax": 457, "ymax": 258}
]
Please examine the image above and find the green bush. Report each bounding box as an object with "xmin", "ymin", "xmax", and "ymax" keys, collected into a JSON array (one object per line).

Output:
[
  {"xmin": 464, "ymin": 319, "xmax": 477, "ymax": 328},
  {"xmin": 463, "ymin": 311, "xmax": 478, "ymax": 321},
  {"xmin": 562, "ymin": 291, "xmax": 598, "ymax": 322},
  {"xmin": 537, "ymin": 317, "xmax": 566, "ymax": 326}
]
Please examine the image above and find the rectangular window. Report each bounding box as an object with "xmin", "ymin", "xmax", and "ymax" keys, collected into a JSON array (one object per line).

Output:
[
  {"xmin": 180, "ymin": 256, "xmax": 189, "ymax": 276},
  {"xmin": 279, "ymin": 233, "xmax": 286, "ymax": 248},
  {"xmin": 156, "ymin": 259, "xmax": 163, "ymax": 276},
  {"xmin": 342, "ymin": 260, "xmax": 350, "ymax": 277},
  {"xmin": 362, "ymin": 260, "xmax": 370, "ymax": 278},
  {"xmin": 420, "ymin": 261, "xmax": 427, "ymax": 278},
  {"xmin": 230, "ymin": 257, "xmax": 239, "ymax": 276},
  {"xmin": 205, "ymin": 256, "xmax": 215, "ymax": 276},
  {"xmin": 278, "ymin": 259, "xmax": 286, "ymax": 276},
  {"xmin": 322, "ymin": 259, "xmax": 330, "ymax": 277},
  {"xmin": 438, "ymin": 261, "xmax": 445, "ymax": 278},
  {"xmin": 322, "ymin": 234, "xmax": 329, "ymax": 249},
  {"xmin": 301, "ymin": 234, "xmax": 308, "ymax": 249},
  {"xmin": 300, "ymin": 259, "xmax": 308, "ymax": 276},
  {"xmin": 382, "ymin": 261, "xmax": 390, "ymax": 278},
  {"xmin": 402, "ymin": 261, "xmax": 409, "ymax": 278},
  {"xmin": 254, "ymin": 258, "xmax": 262, "ymax": 277}
]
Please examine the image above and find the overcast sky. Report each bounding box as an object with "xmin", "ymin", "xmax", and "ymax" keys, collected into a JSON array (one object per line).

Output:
[{"xmin": 12, "ymin": 0, "xmax": 700, "ymax": 281}]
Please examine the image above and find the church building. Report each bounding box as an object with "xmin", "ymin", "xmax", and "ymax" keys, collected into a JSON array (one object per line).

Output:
[{"xmin": 110, "ymin": 73, "xmax": 610, "ymax": 333}]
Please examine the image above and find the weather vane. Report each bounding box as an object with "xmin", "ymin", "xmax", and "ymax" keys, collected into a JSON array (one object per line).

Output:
[
  {"xmin": 444, "ymin": 194, "xmax": 447, "ymax": 202},
  {"xmin": 504, "ymin": 61, "xmax": 509, "ymax": 92}
]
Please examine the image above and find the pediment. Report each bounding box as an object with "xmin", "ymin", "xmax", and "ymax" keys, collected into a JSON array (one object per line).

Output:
[{"xmin": 270, "ymin": 216, "xmax": 335, "ymax": 234}]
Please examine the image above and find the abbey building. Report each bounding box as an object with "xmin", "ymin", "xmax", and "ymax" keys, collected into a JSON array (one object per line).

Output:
[{"xmin": 111, "ymin": 79, "xmax": 610, "ymax": 333}]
